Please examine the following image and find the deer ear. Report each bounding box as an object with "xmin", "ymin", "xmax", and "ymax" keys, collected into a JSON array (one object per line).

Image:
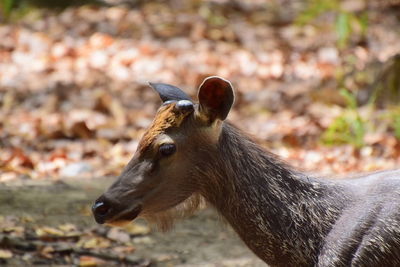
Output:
[
  {"xmin": 197, "ymin": 76, "xmax": 234, "ymax": 122},
  {"xmin": 149, "ymin": 82, "xmax": 191, "ymax": 102}
]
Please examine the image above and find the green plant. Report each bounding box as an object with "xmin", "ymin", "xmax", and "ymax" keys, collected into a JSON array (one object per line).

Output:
[
  {"xmin": 296, "ymin": 0, "xmax": 368, "ymax": 49},
  {"xmin": 1, "ymin": 0, "xmax": 104, "ymax": 23},
  {"xmin": 0, "ymin": 0, "xmax": 16, "ymax": 19},
  {"xmin": 394, "ymin": 117, "xmax": 400, "ymax": 140},
  {"xmin": 321, "ymin": 89, "xmax": 366, "ymax": 148},
  {"xmin": 296, "ymin": 0, "xmax": 339, "ymax": 25},
  {"xmin": 381, "ymin": 107, "xmax": 400, "ymax": 140},
  {"xmin": 0, "ymin": 0, "xmax": 36, "ymax": 23}
]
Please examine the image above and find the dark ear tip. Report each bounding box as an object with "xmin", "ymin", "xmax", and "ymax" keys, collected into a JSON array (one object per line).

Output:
[
  {"xmin": 206, "ymin": 76, "xmax": 229, "ymax": 81},
  {"xmin": 202, "ymin": 76, "xmax": 232, "ymax": 86},
  {"xmin": 199, "ymin": 76, "xmax": 235, "ymax": 100}
]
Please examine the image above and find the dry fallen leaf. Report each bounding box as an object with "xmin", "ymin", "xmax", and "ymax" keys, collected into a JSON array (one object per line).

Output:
[
  {"xmin": 58, "ymin": 223, "xmax": 77, "ymax": 232},
  {"xmin": 122, "ymin": 222, "xmax": 151, "ymax": 235},
  {"xmin": 112, "ymin": 245, "xmax": 136, "ymax": 254},
  {"xmin": 2, "ymin": 226, "xmax": 25, "ymax": 237},
  {"xmin": 107, "ymin": 228, "xmax": 131, "ymax": 243},
  {"xmin": 79, "ymin": 256, "xmax": 103, "ymax": 267},
  {"xmin": 39, "ymin": 246, "xmax": 55, "ymax": 259},
  {"xmin": 0, "ymin": 249, "xmax": 13, "ymax": 259},
  {"xmin": 78, "ymin": 236, "xmax": 111, "ymax": 249},
  {"xmin": 35, "ymin": 226, "xmax": 65, "ymax": 237}
]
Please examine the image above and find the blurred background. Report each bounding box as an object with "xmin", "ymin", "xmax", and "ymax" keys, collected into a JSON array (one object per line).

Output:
[{"xmin": 0, "ymin": 0, "xmax": 399, "ymax": 266}]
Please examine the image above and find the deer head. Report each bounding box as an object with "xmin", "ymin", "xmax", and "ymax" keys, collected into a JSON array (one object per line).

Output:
[{"xmin": 92, "ymin": 76, "xmax": 234, "ymax": 230}]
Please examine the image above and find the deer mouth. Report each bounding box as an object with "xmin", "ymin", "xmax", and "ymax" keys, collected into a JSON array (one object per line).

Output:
[
  {"xmin": 112, "ymin": 205, "xmax": 142, "ymax": 223},
  {"xmin": 109, "ymin": 204, "xmax": 143, "ymax": 225},
  {"xmin": 93, "ymin": 199, "xmax": 142, "ymax": 225}
]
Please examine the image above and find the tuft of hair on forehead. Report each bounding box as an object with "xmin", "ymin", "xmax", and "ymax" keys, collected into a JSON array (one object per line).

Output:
[{"xmin": 138, "ymin": 102, "xmax": 192, "ymax": 152}]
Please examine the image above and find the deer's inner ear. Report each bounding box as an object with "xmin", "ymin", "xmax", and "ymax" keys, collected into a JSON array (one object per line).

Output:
[{"xmin": 197, "ymin": 76, "xmax": 235, "ymax": 123}]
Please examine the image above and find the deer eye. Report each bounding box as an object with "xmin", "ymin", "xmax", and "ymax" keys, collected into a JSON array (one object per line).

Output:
[{"xmin": 159, "ymin": 143, "xmax": 176, "ymax": 157}]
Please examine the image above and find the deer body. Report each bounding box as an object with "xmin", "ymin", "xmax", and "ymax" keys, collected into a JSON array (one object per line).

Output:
[
  {"xmin": 199, "ymin": 123, "xmax": 400, "ymax": 266},
  {"xmin": 93, "ymin": 77, "xmax": 400, "ymax": 266}
]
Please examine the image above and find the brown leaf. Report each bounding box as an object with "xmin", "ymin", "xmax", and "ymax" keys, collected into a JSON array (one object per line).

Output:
[
  {"xmin": 2, "ymin": 226, "xmax": 25, "ymax": 236},
  {"xmin": 69, "ymin": 121, "xmax": 95, "ymax": 139},
  {"xmin": 112, "ymin": 245, "xmax": 136, "ymax": 254},
  {"xmin": 89, "ymin": 33, "xmax": 114, "ymax": 49},
  {"xmin": 48, "ymin": 150, "xmax": 68, "ymax": 162},
  {"xmin": 122, "ymin": 222, "xmax": 151, "ymax": 235},
  {"xmin": 4, "ymin": 148, "xmax": 34, "ymax": 169},
  {"xmin": 107, "ymin": 228, "xmax": 131, "ymax": 243},
  {"xmin": 39, "ymin": 246, "xmax": 54, "ymax": 259},
  {"xmin": 35, "ymin": 226, "xmax": 65, "ymax": 237},
  {"xmin": 79, "ymin": 256, "xmax": 103, "ymax": 267},
  {"xmin": 78, "ymin": 236, "xmax": 111, "ymax": 249},
  {"xmin": 58, "ymin": 223, "xmax": 77, "ymax": 232},
  {"xmin": 94, "ymin": 92, "xmax": 126, "ymax": 127},
  {"xmin": 0, "ymin": 249, "xmax": 13, "ymax": 259}
]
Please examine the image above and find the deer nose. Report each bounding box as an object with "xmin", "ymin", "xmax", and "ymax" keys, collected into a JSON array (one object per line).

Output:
[{"xmin": 92, "ymin": 198, "xmax": 111, "ymax": 224}]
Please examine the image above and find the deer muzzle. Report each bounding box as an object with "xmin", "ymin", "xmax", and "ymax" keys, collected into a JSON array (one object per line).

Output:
[{"xmin": 92, "ymin": 195, "xmax": 142, "ymax": 225}]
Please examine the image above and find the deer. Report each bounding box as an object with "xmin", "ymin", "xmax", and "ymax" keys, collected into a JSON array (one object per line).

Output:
[{"xmin": 92, "ymin": 76, "xmax": 400, "ymax": 267}]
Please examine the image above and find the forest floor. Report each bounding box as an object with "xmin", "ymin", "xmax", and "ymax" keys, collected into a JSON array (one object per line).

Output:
[
  {"xmin": 0, "ymin": 0, "xmax": 400, "ymax": 266},
  {"xmin": 0, "ymin": 178, "xmax": 264, "ymax": 266}
]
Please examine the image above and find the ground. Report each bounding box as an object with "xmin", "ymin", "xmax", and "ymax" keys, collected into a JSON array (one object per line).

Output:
[{"xmin": 0, "ymin": 177, "xmax": 264, "ymax": 266}]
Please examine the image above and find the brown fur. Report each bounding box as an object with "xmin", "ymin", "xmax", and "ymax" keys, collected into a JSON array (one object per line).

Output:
[
  {"xmin": 138, "ymin": 103, "xmax": 192, "ymax": 152},
  {"xmin": 138, "ymin": 104, "xmax": 176, "ymax": 152}
]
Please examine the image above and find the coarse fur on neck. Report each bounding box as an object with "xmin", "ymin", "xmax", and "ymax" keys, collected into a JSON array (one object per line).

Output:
[
  {"xmin": 193, "ymin": 122, "xmax": 352, "ymax": 266},
  {"xmin": 137, "ymin": 120, "xmax": 353, "ymax": 265}
]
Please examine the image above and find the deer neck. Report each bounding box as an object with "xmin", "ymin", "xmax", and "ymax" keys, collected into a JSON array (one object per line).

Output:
[{"xmin": 197, "ymin": 123, "xmax": 349, "ymax": 266}]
